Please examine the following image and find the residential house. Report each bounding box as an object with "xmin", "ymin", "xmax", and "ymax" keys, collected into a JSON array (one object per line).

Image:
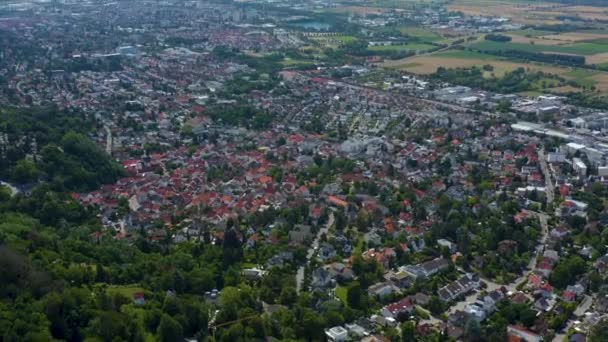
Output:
[
  {"xmin": 380, "ymin": 297, "xmax": 414, "ymax": 321},
  {"xmin": 344, "ymin": 323, "xmax": 368, "ymax": 338},
  {"xmin": 550, "ymin": 226, "xmax": 570, "ymax": 240},
  {"xmin": 448, "ymin": 311, "xmax": 470, "ymax": 327},
  {"xmin": 413, "ymin": 293, "xmax": 430, "ymax": 306},
  {"xmin": 438, "ymin": 273, "xmax": 481, "ymax": 302},
  {"xmin": 404, "ymin": 257, "xmax": 450, "ymax": 279},
  {"xmin": 465, "ymin": 303, "xmax": 486, "ymax": 321},
  {"xmin": 362, "ymin": 248, "xmax": 396, "ymax": 269},
  {"xmin": 534, "ymin": 297, "xmax": 555, "ymax": 312},
  {"xmin": 384, "ymin": 270, "xmax": 413, "ymax": 289},
  {"xmin": 567, "ymin": 283, "xmax": 586, "ymax": 297},
  {"xmin": 132, "ymin": 292, "xmax": 145, "ymax": 306},
  {"xmin": 479, "ymin": 289, "xmax": 506, "ymax": 314},
  {"xmin": 368, "ymin": 282, "xmax": 400, "ymax": 298},
  {"xmin": 242, "ymin": 268, "xmax": 266, "ymax": 281},
  {"xmin": 507, "ymin": 325, "xmax": 542, "ymax": 342},
  {"xmin": 318, "ymin": 243, "xmax": 337, "ymax": 262},
  {"xmin": 595, "ymin": 295, "xmax": 608, "ymax": 313},
  {"xmin": 312, "ymin": 267, "xmax": 334, "ymax": 289},
  {"xmin": 325, "ymin": 326, "xmax": 348, "ymax": 342},
  {"xmin": 562, "ymin": 290, "xmax": 577, "ymax": 303},
  {"xmin": 325, "ymin": 262, "xmax": 354, "ymax": 282},
  {"xmin": 593, "ymin": 254, "xmax": 608, "ymax": 273},
  {"xmin": 437, "ymin": 239, "xmax": 457, "ymax": 252},
  {"xmin": 266, "ymin": 251, "xmax": 294, "ymax": 268},
  {"xmin": 289, "ymin": 224, "xmax": 312, "ymax": 244}
]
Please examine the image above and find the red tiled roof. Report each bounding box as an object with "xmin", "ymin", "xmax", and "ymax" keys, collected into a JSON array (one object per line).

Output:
[
  {"xmin": 328, "ymin": 195, "xmax": 348, "ymax": 207},
  {"xmin": 385, "ymin": 297, "xmax": 412, "ymax": 315}
]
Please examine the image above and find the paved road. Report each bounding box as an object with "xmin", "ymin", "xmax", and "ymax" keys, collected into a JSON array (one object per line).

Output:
[
  {"xmin": 105, "ymin": 126, "xmax": 113, "ymax": 156},
  {"xmin": 538, "ymin": 148, "xmax": 555, "ymax": 204},
  {"xmin": 0, "ymin": 181, "xmax": 20, "ymax": 196},
  {"xmin": 298, "ymin": 72, "xmax": 501, "ymax": 119},
  {"xmin": 444, "ymin": 210, "xmax": 549, "ymax": 318},
  {"xmin": 525, "ymin": 209, "xmax": 549, "ymax": 260},
  {"xmin": 553, "ymin": 295, "xmax": 594, "ymax": 342},
  {"xmin": 296, "ymin": 212, "xmax": 334, "ymax": 294},
  {"xmin": 574, "ymin": 295, "xmax": 593, "ymax": 317},
  {"xmin": 420, "ymin": 151, "xmax": 554, "ymax": 326}
]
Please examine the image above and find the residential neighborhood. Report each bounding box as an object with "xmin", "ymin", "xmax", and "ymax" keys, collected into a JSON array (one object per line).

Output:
[{"xmin": 1, "ymin": 0, "xmax": 608, "ymax": 341}]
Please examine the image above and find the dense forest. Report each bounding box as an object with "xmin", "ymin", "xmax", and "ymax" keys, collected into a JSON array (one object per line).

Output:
[
  {"xmin": 0, "ymin": 107, "xmax": 240, "ymax": 341},
  {"xmin": 431, "ymin": 67, "xmax": 566, "ymax": 94},
  {"xmin": 0, "ymin": 107, "xmax": 360, "ymax": 342},
  {"xmin": 0, "ymin": 107, "xmax": 123, "ymax": 192},
  {"xmin": 468, "ymin": 48, "xmax": 586, "ymax": 67}
]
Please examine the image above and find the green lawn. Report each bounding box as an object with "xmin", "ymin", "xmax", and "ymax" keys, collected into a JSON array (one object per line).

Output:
[
  {"xmin": 530, "ymin": 77, "xmax": 562, "ymax": 90},
  {"xmin": 334, "ymin": 35, "xmax": 357, "ymax": 43},
  {"xmin": 399, "ymin": 27, "xmax": 443, "ymax": 42},
  {"xmin": 105, "ymin": 285, "xmax": 146, "ymax": 298},
  {"xmin": 506, "ymin": 29, "xmax": 556, "ymax": 38},
  {"xmin": 470, "ymin": 40, "xmax": 608, "ymax": 56},
  {"xmin": 436, "ymin": 49, "xmax": 503, "ymax": 60},
  {"xmin": 369, "ymin": 43, "xmax": 436, "ymax": 52},
  {"xmin": 281, "ymin": 58, "xmax": 315, "ymax": 66},
  {"xmin": 581, "ymin": 38, "xmax": 608, "ymax": 45},
  {"xmin": 335, "ymin": 286, "xmax": 348, "ymax": 306},
  {"xmin": 564, "ymin": 69, "xmax": 598, "ymax": 88}
]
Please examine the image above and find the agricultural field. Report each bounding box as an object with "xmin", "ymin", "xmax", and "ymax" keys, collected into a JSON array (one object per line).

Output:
[
  {"xmin": 469, "ymin": 40, "xmax": 608, "ymax": 56},
  {"xmin": 448, "ymin": 0, "xmax": 608, "ymax": 25},
  {"xmin": 369, "ymin": 43, "xmax": 437, "ymax": 53},
  {"xmin": 399, "ymin": 27, "xmax": 444, "ymax": 42},
  {"xmin": 499, "ymin": 29, "xmax": 608, "ymax": 64},
  {"xmin": 281, "ymin": 58, "xmax": 315, "ymax": 66},
  {"xmin": 308, "ymin": 35, "xmax": 357, "ymax": 48},
  {"xmin": 382, "ymin": 49, "xmax": 608, "ymax": 92}
]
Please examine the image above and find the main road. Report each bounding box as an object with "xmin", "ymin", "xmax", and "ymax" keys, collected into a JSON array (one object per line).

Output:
[
  {"xmin": 538, "ymin": 148, "xmax": 555, "ymax": 204},
  {"xmin": 443, "ymin": 210, "xmax": 548, "ymax": 317},
  {"xmin": 105, "ymin": 125, "xmax": 113, "ymax": 156},
  {"xmin": 296, "ymin": 212, "xmax": 334, "ymax": 294}
]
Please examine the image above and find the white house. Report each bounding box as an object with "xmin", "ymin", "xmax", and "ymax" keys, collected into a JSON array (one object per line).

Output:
[{"xmin": 325, "ymin": 326, "xmax": 348, "ymax": 342}]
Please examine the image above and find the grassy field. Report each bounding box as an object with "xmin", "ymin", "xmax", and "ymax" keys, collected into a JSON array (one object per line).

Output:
[
  {"xmin": 334, "ymin": 35, "xmax": 357, "ymax": 43},
  {"xmin": 565, "ymin": 69, "xmax": 598, "ymax": 88},
  {"xmin": 281, "ymin": 58, "xmax": 315, "ymax": 66},
  {"xmin": 470, "ymin": 40, "xmax": 608, "ymax": 56},
  {"xmin": 383, "ymin": 50, "xmax": 533, "ymax": 75},
  {"xmin": 369, "ymin": 43, "xmax": 436, "ymax": 52},
  {"xmin": 106, "ymin": 285, "xmax": 146, "ymax": 298},
  {"xmin": 448, "ymin": 0, "xmax": 608, "ymax": 25},
  {"xmin": 309, "ymin": 35, "xmax": 358, "ymax": 49},
  {"xmin": 382, "ymin": 49, "xmax": 608, "ymax": 92},
  {"xmin": 437, "ymin": 50, "xmax": 502, "ymax": 60},
  {"xmin": 399, "ymin": 27, "xmax": 444, "ymax": 42},
  {"xmin": 507, "ymin": 29, "xmax": 556, "ymax": 38},
  {"xmin": 335, "ymin": 285, "xmax": 348, "ymax": 306}
]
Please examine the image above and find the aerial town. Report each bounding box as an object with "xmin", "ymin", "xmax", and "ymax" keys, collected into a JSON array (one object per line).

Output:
[{"xmin": 1, "ymin": 0, "xmax": 608, "ymax": 341}]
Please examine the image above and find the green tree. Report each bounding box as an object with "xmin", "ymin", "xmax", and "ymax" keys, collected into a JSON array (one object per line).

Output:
[
  {"xmin": 401, "ymin": 321, "xmax": 417, "ymax": 342},
  {"xmin": 279, "ymin": 286, "xmax": 297, "ymax": 306},
  {"xmin": 465, "ymin": 318, "xmax": 482, "ymax": 342},
  {"xmin": 428, "ymin": 295, "xmax": 444, "ymax": 316},
  {"xmin": 156, "ymin": 314, "xmax": 183, "ymax": 342},
  {"xmin": 589, "ymin": 318, "xmax": 608, "ymax": 342},
  {"xmin": 347, "ymin": 281, "xmax": 362, "ymax": 309},
  {"xmin": 550, "ymin": 255, "xmax": 586, "ymax": 289},
  {"xmin": 11, "ymin": 159, "xmax": 38, "ymax": 183}
]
